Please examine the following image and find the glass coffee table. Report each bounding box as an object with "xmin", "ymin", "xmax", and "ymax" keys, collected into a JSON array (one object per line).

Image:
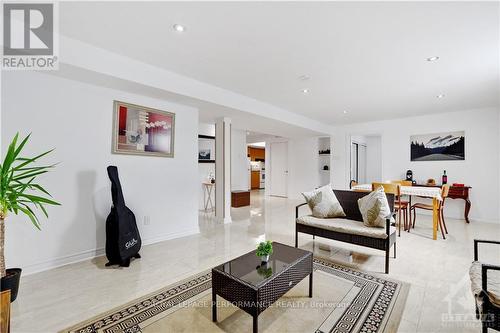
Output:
[{"xmin": 211, "ymin": 242, "xmax": 313, "ymax": 333}]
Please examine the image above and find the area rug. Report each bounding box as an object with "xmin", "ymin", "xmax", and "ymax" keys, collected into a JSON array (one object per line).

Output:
[{"xmin": 62, "ymin": 258, "xmax": 409, "ymax": 333}]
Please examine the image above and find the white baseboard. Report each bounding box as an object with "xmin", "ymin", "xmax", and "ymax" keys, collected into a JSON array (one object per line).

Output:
[
  {"xmin": 21, "ymin": 247, "xmax": 106, "ymax": 276},
  {"xmin": 141, "ymin": 227, "xmax": 200, "ymax": 246},
  {"xmin": 468, "ymin": 217, "xmax": 499, "ymax": 224},
  {"xmin": 21, "ymin": 227, "xmax": 200, "ymax": 276}
]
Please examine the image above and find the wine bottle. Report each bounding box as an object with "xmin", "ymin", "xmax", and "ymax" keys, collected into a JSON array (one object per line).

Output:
[{"xmin": 442, "ymin": 170, "xmax": 447, "ymax": 185}]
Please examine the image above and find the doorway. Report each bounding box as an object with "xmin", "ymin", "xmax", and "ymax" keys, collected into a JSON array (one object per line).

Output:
[
  {"xmin": 350, "ymin": 135, "xmax": 382, "ymax": 184},
  {"xmin": 248, "ymin": 143, "xmax": 266, "ymax": 190},
  {"xmin": 350, "ymin": 141, "xmax": 367, "ymax": 184},
  {"xmin": 269, "ymin": 141, "xmax": 288, "ymax": 197}
]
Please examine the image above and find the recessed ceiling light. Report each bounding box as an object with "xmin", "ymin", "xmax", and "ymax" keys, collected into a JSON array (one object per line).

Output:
[
  {"xmin": 427, "ymin": 56, "xmax": 439, "ymax": 62},
  {"xmin": 298, "ymin": 75, "xmax": 310, "ymax": 81},
  {"xmin": 173, "ymin": 24, "xmax": 186, "ymax": 32},
  {"xmin": 343, "ymin": 110, "xmax": 348, "ymax": 114},
  {"xmin": 302, "ymin": 89, "xmax": 310, "ymax": 94},
  {"xmin": 437, "ymin": 94, "xmax": 445, "ymax": 98}
]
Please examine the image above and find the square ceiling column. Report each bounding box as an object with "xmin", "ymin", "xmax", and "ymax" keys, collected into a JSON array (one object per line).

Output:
[{"xmin": 215, "ymin": 117, "xmax": 232, "ymax": 223}]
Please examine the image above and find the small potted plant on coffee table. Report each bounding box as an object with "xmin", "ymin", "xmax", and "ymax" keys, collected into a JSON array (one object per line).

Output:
[{"xmin": 256, "ymin": 241, "xmax": 273, "ymax": 263}]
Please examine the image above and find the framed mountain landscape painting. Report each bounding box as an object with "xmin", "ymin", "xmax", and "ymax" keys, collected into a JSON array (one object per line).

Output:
[
  {"xmin": 410, "ymin": 131, "xmax": 465, "ymax": 161},
  {"xmin": 112, "ymin": 101, "xmax": 175, "ymax": 157}
]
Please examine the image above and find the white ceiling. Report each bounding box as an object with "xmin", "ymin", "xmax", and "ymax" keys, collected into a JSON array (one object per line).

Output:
[
  {"xmin": 49, "ymin": 64, "xmax": 326, "ymax": 138},
  {"xmin": 60, "ymin": 1, "xmax": 499, "ymax": 125}
]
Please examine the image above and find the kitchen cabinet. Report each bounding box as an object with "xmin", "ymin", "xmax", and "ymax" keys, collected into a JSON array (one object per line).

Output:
[{"xmin": 251, "ymin": 171, "xmax": 261, "ymax": 189}]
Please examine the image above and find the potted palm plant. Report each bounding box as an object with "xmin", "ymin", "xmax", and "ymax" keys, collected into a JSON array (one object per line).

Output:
[{"xmin": 0, "ymin": 133, "xmax": 60, "ymax": 301}]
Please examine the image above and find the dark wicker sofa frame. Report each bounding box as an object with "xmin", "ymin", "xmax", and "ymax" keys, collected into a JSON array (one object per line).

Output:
[
  {"xmin": 295, "ymin": 189, "xmax": 397, "ymax": 274},
  {"xmin": 473, "ymin": 239, "xmax": 500, "ymax": 333}
]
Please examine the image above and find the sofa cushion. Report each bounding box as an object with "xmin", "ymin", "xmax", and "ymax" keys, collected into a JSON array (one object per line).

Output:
[
  {"xmin": 470, "ymin": 261, "xmax": 500, "ymax": 309},
  {"xmin": 302, "ymin": 184, "xmax": 346, "ymax": 218},
  {"xmin": 296, "ymin": 216, "xmax": 396, "ymax": 239},
  {"xmin": 357, "ymin": 186, "xmax": 394, "ymax": 228}
]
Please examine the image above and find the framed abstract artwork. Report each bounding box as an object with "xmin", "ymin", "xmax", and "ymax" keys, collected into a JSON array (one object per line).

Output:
[
  {"xmin": 112, "ymin": 101, "xmax": 175, "ymax": 157},
  {"xmin": 198, "ymin": 135, "xmax": 215, "ymax": 163},
  {"xmin": 410, "ymin": 131, "xmax": 465, "ymax": 161}
]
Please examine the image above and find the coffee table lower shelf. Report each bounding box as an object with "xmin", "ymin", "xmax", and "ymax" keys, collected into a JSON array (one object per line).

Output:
[{"xmin": 211, "ymin": 252, "xmax": 313, "ymax": 333}]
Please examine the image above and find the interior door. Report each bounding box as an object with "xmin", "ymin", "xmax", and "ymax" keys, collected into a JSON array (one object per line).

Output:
[
  {"xmin": 270, "ymin": 142, "xmax": 288, "ymax": 197},
  {"xmin": 350, "ymin": 142, "xmax": 358, "ymax": 182},
  {"xmin": 358, "ymin": 144, "xmax": 367, "ymax": 184},
  {"xmin": 351, "ymin": 142, "xmax": 367, "ymax": 184}
]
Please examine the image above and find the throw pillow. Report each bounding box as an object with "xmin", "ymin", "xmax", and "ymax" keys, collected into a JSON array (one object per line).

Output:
[
  {"xmin": 358, "ymin": 186, "xmax": 394, "ymax": 228},
  {"xmin": 301, "ymin": 184, "xmax": 346, "ymax": 218}
]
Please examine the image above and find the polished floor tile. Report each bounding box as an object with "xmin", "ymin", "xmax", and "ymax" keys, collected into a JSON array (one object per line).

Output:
[{"xmin": 10, "ymin": 190, "xmax": 500, "ymax": 333}]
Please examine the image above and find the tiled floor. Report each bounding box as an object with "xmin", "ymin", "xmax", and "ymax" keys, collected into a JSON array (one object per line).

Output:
[{"xmin": 10, "ymin": 190, "xmax": 500, "ymax": 332}]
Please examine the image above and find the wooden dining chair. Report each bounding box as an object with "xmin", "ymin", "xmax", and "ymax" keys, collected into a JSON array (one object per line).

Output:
[
  {"xmin": 390, "ymin": 180, "xmax": 412, "ymax": 226},
  {"xmin": 372, "ymin": 182, "xmax": 408, "ymax": 237},
  {"xmin": 391, "ymin": 180, "xmax": 413, "ymax": 186},
  {"xmin": 410, "ymin": 185, "xmax": 450, "ymax": 239}
]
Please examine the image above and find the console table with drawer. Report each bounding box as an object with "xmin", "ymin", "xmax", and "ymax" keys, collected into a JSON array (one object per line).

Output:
[{"xmin": 414, "ymin": 184, "xmax": 471, "ymax": 223}]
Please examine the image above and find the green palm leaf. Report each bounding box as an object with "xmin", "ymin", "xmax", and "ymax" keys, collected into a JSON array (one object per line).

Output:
[
  {"xmin": 1, "ymin": 133, "xmax": 60, "ymax": 277},
  {"xmin": 13, "ymin": 149, "xmax": 55, "ymax": 171},
  {"xmin": 0, "ymin": 132, "xmax": 60, "ymax": 226}
]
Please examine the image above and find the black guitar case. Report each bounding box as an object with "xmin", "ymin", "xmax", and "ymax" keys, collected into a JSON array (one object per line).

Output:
[{"xmin": 105, "ymin": 166, "xmax": 142, "ymax": 267}]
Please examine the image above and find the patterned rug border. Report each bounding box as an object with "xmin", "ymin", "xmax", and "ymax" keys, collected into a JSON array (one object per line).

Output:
[
  {"xmin": 60, "ymin": 270, "xmax": 213, "ymax": 333},
  {"xmin": 62, "ymin": 257, "xmax": 409, "ymax": 333},
  {"xmin": 313, "ymin": 258, "xmax": 409, "ymax": 333}
]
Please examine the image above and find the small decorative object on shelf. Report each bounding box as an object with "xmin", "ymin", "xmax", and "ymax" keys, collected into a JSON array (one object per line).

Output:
[
  {"xmin": 442, "ymin": 170, "xmax": 447, "ymax": 185},
  {"xmin": 318, "ymin": 149, "xmax": 331, "ymax": 155},
  {"xmin": 256, "ymin": 240, "xmax": 273, "ymax": 263}
]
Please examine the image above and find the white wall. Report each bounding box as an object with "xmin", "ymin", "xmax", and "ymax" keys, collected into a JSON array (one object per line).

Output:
[
  {"xmin": 288, "ymin": 137, "xmax": 320, "ymax": 198},
  {"xmin": 231, "ymin": 129, "xmax": 249, "ymax": 191},
  {"xmin": 350, "ymin": 135, "xmax": 367, "ymax": 144},
  {"xmin": 365, "ymin": 136, "xmax": 382, "ymax": 183},
  {"xmin": 332, "ymin": 107, "xmax": 500, "ymax": 223},
  {"xmin": 2, "ymin": 71, "xmax": 200, "ymax": 274},
  {"xmin": 199, "ymin": 123, "xmax": 215, "ymax": 137},
  {"xmin": 265, "ymin": 137, "xmax": 319, "ymax": 199},
  {"xmin": 198, "ymin": 123, "xmax": 215, "ymax": 210}
]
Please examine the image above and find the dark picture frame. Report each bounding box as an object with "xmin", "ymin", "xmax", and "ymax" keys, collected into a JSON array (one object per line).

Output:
[
  {"xmin": 410, "ymin": 131, "xmax": 465, "ymax": 161},
  {"xmin": 198, "ymin": 135, "xmax": 215, "ymax": 163}
]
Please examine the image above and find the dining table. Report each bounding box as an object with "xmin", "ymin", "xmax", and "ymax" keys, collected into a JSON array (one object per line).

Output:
[{"xmin": 351, "ymin": 183, "xmax": 443, "ymax": 240}]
